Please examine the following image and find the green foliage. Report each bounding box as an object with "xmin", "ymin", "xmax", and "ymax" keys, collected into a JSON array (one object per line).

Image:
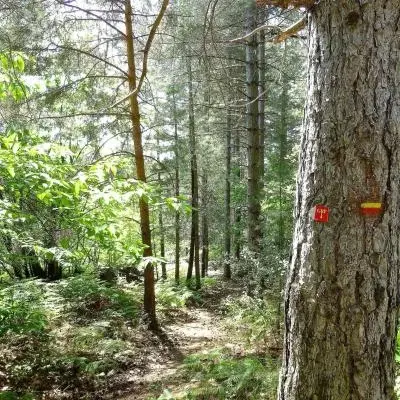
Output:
[
  {"xmin": 180, "ymin": 349, "xmax": 279, "ymax": 399},
  {"xmin": 156, "ymin": 280, "xmax": 201, "ymax": 309},
  {"xmin": 156, "ymin": 277, "xmax": 217, "ymax": 309},
  {"xmin": 0, "ymin": 392, "xmax": 35, "ymax": 400},
  {"xmin": 0, "ymin": 281, "xmax": 48, "ymax": 336},
  {"xmin": 58, "ymin": 275, "xmax": 141, "ymax": 320},
  {"xmin": 225, "ymin": 294, "xmax": 281, "ymax": 349},
  {"xmin": 0, "ymin": 52, "xmax": 28, "ymax": 101}
]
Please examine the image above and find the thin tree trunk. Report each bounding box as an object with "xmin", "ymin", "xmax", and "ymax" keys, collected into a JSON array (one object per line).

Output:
[
  {"xmin": 257, "ymin": 27, "xmax": 266, "ymax": 189},
  {"xmin": 186, "ymin": 57, "xmax": 201, "ymax": 290},
  {"xmin": 276, "ymin": 42, "xmax": 289, "ymax": 332},
  {"xmin": 279, "ymin": 4, "xmax": 400, "ymax": 399},
  {"xmin": 234, "ymin": 123, "xmax": 242, "ymax": 260},
  {"xmin": 201, "ymin": 172, "xmax": 209, "ymax": 278},
  {"xmin": 187, "ymin": 219, "xmax": 195, "ymax": 282},
  {"xmin": 173, "ymin": 92, "xmax": 180, "ymax": 285},
  {"xmin": 157, "ymin": 138, "xmax": 167, "ymax": 280},
  {"xmin": 124, "ymin": 0, "xmax": 156, "ymax": 330},
  {"xmin": 224, "ymin": 108, "xmax": 232, "ymax": 279},
  {"xmin": 245, "ymin": 0, "xmax": 262, "ymax": 255}
]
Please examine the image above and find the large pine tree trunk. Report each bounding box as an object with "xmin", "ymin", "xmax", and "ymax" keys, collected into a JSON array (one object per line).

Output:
[{"xmin": 279, "ymin": 3, "xmax": 400, "ymax": 399}]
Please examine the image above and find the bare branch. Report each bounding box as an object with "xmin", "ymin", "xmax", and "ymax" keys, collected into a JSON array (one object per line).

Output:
[
  {"xmin": 57, "ymin": 1, "xmax": 127, "ymax": 38},
  {"xmin": 256, "ymin": 0, "xmax": 315, "ymax": 8},
  {"xmin": 104, "ymin": 0, "xmax": 170, "ymax": 111},
  {"xmin": 230, "ymin": 24, "xmax": 278, "ymax": 43},
  {"xmin": 273, "ymin": 16, "xmax": 306, "ymax": 43}
]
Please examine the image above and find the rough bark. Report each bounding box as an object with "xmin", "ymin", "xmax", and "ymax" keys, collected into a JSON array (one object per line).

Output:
[
  {"xmin": 224, "ymin": 108, "xmax": 232, "ymax": 279},
  {"xmin": 279, "ymin": 3, "xmax": 400, "ymax": 399},
  {"xmin": 124, "ymin": 0, "xmax": 156, "ymax": 330},
  {"xmin": 246, "ymin": 0, "xmax": 262, "ymax": 255}
]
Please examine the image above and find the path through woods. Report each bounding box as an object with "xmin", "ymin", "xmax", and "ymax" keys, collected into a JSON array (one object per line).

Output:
[{"xmin": 117, "ymin": 277, "xmax": 244, "ymax": 400}]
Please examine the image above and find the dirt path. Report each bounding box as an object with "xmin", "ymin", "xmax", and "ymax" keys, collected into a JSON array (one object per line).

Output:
[{"xmin": 117, "ymin": 278, "xmax": 243, "ymax": 400}]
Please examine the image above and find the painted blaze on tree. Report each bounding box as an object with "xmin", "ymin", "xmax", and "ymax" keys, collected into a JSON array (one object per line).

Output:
[{"xmin": 279, "ymin": 2, "xmax": 400, "ymax": 400}]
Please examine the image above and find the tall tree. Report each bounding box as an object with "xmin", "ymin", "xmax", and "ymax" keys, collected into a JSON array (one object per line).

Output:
[
  {"xmin": 224, "ymin": 108, "xmax": 232, "ymax": 278},
  {"xmin": 245, "ymin": 0, "xmax": 262, "ymax": 255},
  {"xmin": 186, "ymin": 57, "xmax": 201, "ymax": 290},
  {"xmin": 123, "ymin": 0, "xmax": 170, "ymax": 330},
  {"xmin": 277, "ymin": 2, "xmax": 400, "ymax": 399}
]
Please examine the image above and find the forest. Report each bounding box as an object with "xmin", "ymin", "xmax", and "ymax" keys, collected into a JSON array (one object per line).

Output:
[{"xmin": 0, "ymin": 0, "xmax": 399, "ymax": 399}]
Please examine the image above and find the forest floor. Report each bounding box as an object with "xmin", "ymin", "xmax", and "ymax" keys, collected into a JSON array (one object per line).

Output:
[
  {"xmin": 0, "ymin": 270, "xmax": 281, "ymax": 400},
  {"xmin": 110, "ymin": 271, "xmax": 282, "ymax": 400},
  {"xmin": 114, "ymin": 274, "xmax": 246, "ymax": 400}
]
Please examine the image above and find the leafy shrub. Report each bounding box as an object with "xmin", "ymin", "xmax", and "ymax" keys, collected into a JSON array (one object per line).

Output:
[
  {"xmin": 0, "ymin": 281, "xmax": 48, "ymax": 336},
  {"xmin": 225, "ymin": 295, "xmax": 281, "ymax": 348},
  {"xmin": 0, "ymin": 392, "xmax": 35, "ymax": 400},
  {"xmin": 58, "ymin": 275, "xmax": 140, "ymax": 320},
  {"xmin": 181, "ymin": 349, "xmax": 279, "ymax": 399},
  {"xmin": 156, "ymin": 280, "xmax": 202, "ymax": 309}
]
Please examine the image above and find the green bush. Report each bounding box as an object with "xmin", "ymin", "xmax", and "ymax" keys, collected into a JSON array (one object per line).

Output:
[
  {"xmin": 57, "ymin": 275, "xmax": 140, "ymax": 320},
  {"xmin": 0, "ymin": 281, "xmax": 48, "ymax": 336},
  {"xmin": 225, "ymin": 295, "xmax": 281, "ymax": 348},
  {"xmin": 156, "ymin": 280, "xmax": 202, "ymax": 309},
  {"xmin": 181, "ymin": 349, "xmax": 279, "ymax": 399}
]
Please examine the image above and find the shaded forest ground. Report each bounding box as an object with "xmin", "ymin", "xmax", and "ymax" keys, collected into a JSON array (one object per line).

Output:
[
  {"xmin": 116, "ymin": 274, "xmax": 282, "ymax": 400},
  {"xmin": 0, "ymin": 270, "xmax": 282, "ymax": 400}
]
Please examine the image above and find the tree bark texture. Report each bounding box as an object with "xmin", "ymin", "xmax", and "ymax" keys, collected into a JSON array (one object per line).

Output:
[
  {"xmin": 246, "ymin": 0, "xmax": 262, "ymax": 255},
  {"xmin": 279, "ymin": 3, "xmax": 400, "ymax": 400},
  {"xmin": 124, "ymin": 0, "xmax": 156, "ymax": 330}
]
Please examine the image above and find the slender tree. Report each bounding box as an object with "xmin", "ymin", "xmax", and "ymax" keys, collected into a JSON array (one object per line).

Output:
[
  {"xmin": 245, "ymin": 0, "xmax": 262, "ymax": 255},
  {"xmin": 123, "ymin": 0, "xmax": 170, "ymax": 330},
  {"xmin": 172, "ymin": 90, "xmax": 181, "ymax": 285},
  {"xmin": 186, "ymin": 57, "xmax": 201, "ymax": 290},
  {"xmin": 224, "ymin": 108, "xmax": 232, "ymax": 279}
]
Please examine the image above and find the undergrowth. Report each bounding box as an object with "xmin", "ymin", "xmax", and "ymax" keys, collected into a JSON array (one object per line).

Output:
[
  {"xmin": 224, "ymin": 294, "xmax": 282, "ymax": 350},
  {"xmin": 153, "ymin": 349, "xmax": 279, "ymax": 400},
  {"xmin": 0, "ymin": 274, "xmax": 217, "ymax": 398}
]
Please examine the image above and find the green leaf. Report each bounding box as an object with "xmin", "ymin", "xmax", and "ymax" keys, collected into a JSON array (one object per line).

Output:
[{"xmin": 6, "ymin": 166, "xmax": 15, "ymax": 177}]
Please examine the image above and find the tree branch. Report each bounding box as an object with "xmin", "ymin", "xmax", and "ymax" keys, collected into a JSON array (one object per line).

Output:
[
  {"xmin": 273, "ymin": 16, "xmax": 306, "ymax": 43},
  {"xmin": 256, "ymin": 0, "xmax": 315, "ymax": 8},
  {"xmin": 104, "ymin": 0, "xmax": 170, "ymax": 111}
]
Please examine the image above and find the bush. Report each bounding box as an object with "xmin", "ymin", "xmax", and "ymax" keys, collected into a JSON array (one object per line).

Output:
[
  {"xmin": 0, "ymin": 281, "xmax": 48, "ymax": 336},
  {"xmin": 181, "ymin": 349, "xmax": 279, "ymax": 399},
  {"xmin": 57, "ymin": 275, "xmax": 140, "ymax": 320},
  {"xmin": 156, "ymin": 281, "xmax": 201, "ymax": 309},
  {"xmin": 224, "ymin": 295, "xmax": 281, "ymax": 349}
]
